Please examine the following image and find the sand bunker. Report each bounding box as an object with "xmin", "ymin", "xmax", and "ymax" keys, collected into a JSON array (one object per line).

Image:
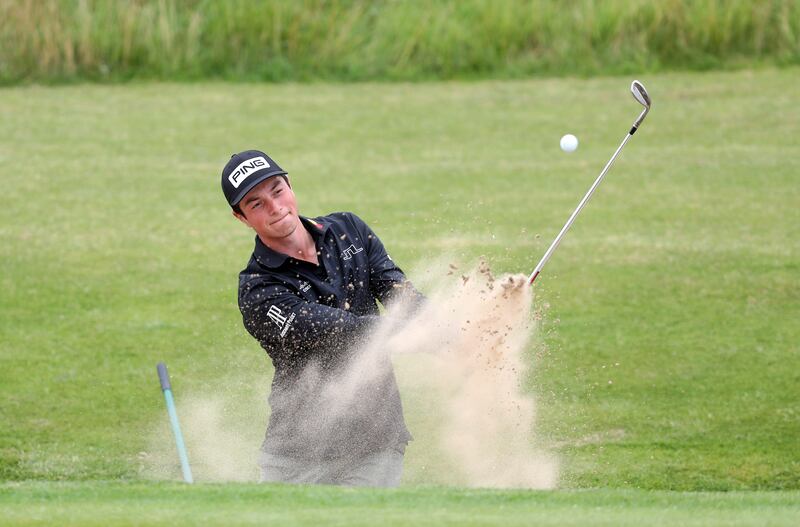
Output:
[{"xmin": 144, "ymin": 260, "xmax": 557, "ymax": 488}]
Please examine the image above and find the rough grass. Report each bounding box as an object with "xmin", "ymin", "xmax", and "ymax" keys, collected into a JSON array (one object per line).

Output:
[
  {"xmin": 1, "ymin": 0, "xmax": 799, "ymax": 84},
  {"xmin": 0, "ymin": 69, "xmax": 798, "ymax": 492}
]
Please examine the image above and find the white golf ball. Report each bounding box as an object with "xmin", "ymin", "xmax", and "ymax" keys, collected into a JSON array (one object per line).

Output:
[{"xmin": 560, "ymin": 134, "xmax": 578, "ymax": 153}]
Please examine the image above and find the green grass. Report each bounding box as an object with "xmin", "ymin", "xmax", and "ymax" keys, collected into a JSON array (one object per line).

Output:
[
  {"xmin": 2, "ymin": 482, "xmax": 799, "ymax": 526},
  {"xmin": 1, "ymin": 0, "xmax": 799, "ymax": 84},
  {"xmin": 1, "ymin": 66, "xmax": 799, "ymax": 518}
]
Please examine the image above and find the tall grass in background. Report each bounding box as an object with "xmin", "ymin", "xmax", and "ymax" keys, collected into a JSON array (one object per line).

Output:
[{"xmin": 1, "ymin": 0, "xmax": 798, "ymax": 84}]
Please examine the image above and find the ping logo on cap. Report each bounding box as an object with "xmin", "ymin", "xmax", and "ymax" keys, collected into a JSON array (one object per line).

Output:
[{"xmin": 228, "ymin": 156, "xmax": 270, "ymax": 188}]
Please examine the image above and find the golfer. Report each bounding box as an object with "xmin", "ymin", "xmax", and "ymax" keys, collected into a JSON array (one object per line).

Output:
[{"xmin": 221, "ymin": 149, "xmax": 423, "ymax": 487}]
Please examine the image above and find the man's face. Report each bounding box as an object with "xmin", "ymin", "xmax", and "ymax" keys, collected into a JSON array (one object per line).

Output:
[{"xmin": 233, "ymin": 176, "xmax": 300, "ymax": 241}]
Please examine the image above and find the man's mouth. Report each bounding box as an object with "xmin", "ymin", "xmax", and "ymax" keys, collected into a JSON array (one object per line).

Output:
[{"xmin": 270, "ymin": 212, "xmax": 289, "ymax": 225}]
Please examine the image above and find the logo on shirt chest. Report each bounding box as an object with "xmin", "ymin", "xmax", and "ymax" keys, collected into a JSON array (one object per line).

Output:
[
  {"xmin": 341, "ymin": 244, "xmax": 364, "ymax": 260},
  {"xmin": 267, "ymin": 305, "xmax": 295, "ymax": 337}
]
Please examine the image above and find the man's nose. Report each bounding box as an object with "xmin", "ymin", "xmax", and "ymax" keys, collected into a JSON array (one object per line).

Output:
[{"xmin": 265, "ymin": 198, "xmax": 281, "ymax": 215}]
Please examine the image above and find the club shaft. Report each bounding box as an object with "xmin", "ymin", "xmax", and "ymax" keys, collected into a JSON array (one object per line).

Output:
[{"xmin": 528, "ymin": 132, "xmax": 633, "ymax": 285}]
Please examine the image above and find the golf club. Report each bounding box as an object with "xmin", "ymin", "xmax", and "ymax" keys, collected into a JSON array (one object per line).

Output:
[{"xmin": 527, "ymin": 80, "xmax": 652, "ymax": 285}]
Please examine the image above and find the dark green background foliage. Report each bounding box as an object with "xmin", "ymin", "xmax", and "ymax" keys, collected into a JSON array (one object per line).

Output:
[{"xmin": 1, "ymin": 0, "xmax": 799, "ymax": 84}]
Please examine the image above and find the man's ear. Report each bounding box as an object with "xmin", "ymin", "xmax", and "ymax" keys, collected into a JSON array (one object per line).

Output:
[{"xmin": 232, "ymin": 209, "xmax": 251, "ymax": 228}]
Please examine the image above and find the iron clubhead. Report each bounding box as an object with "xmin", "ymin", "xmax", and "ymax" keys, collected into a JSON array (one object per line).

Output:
[
  {"xmin": 631, "ymin": 80, "xmax": 651, "ymax": 108},
  {"xmin": 630, "ymin": 80, "xmax": 651, "ymax": 131}
]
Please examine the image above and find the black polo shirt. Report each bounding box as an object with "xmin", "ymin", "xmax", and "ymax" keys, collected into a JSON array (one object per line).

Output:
[{"xmin": 238, "ymin": 212, "xmax": 422, "ymax": 460}]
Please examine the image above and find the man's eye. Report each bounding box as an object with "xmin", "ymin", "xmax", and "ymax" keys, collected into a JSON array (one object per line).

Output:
[
  {"xmin": 251, "ymin": 202, "xmax": 260, "ymax": 209},
  {"xmin": 274, "ymin": 189, "xmax": 283, "ymax": 195}
]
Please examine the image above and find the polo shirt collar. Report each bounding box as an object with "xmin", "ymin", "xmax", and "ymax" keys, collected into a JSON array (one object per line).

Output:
[{"xmin": 253, "ymin": 215, "xmax": 330, "ymax": 269}]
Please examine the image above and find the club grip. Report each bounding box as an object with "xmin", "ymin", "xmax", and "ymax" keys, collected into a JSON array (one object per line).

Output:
[{"xmin": 157, "ymin": 362, "xmax": 172, "ymax": 391}]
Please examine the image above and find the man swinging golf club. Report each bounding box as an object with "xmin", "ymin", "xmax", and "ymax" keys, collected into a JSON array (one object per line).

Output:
[{"xmin": 221, "ymin": 150, "xmax": 424, "ymax": 487}]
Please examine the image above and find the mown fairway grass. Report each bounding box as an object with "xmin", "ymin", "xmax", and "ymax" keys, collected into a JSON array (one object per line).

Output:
[
  {"xmin": 0, "ymin": 69, "xmax": 798, "ymax": 522},
  {"xmin": 2, "ymin": 482, "xmax": 799, "ymax": 527}
]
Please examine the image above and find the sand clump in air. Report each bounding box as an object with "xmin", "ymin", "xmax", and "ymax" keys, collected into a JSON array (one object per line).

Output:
[{"xmin": 144, "ymin": 259, "xmax": 557, "ymax": 488}]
